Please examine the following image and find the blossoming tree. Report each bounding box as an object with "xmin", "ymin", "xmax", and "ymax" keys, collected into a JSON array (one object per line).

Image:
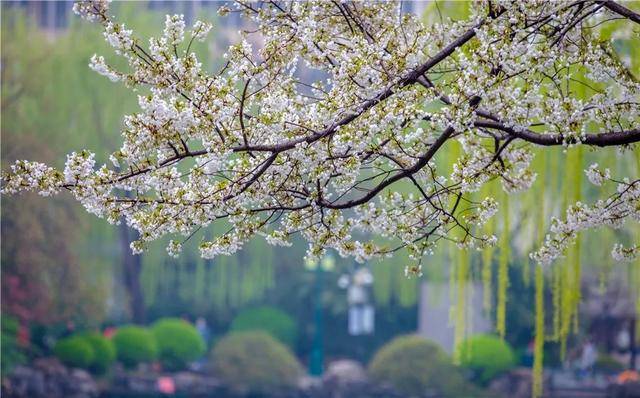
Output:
[{"xmin": 2, "ymin": 1, "xmax": 639, "ymax": 395}]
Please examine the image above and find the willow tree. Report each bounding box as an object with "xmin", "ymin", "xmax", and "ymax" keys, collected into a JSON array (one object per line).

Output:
[{"xmin": 2, "ymin": 0, "xmax": 639, "ymax": 395}]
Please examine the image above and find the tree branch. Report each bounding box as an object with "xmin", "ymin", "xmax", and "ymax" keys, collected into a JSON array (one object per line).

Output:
[
  {"xmin": 474, "ymin": 120, "xmax": 640, "ymax": 147},
  {"xmin": 321, "ymin": 126, "xmax": 455, "ymax": 209},
  {"xmin": 601, "ymin": 0, "xmax": 640, "ymax": 25},
  {"xmin": 226, "ymin": 12, "xmax": 502, "ymax": 155}
]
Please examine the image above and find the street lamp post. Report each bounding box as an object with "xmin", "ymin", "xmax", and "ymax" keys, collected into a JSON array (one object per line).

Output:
[{"xmin": 306, "ymin": 255, "xmax": 335, "ymax": 376}]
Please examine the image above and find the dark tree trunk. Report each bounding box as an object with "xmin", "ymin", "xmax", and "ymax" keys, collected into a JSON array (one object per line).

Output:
[{"xmin": 119, "ymin": 222, "xmax": 145, "ymax": 324}]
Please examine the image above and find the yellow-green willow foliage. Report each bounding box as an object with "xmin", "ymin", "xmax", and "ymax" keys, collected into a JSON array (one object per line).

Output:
[
  {"xmin": 636, "ymin": 257, "xmax": 640, "ymax": 342},
  {"xmin": 522, "ymin": 150, "xmax": 548, "ymax": 287},
  {"xmin": 447, "ymin": 138, "xmax": 474, "ymax": 363},
  {"xmin": 530, "ymin": 150, "xmax": 548, "ymax": 397},
  {"xmin": 533, "ymin": 264, "xmax": 545, "ymax": 398},
  {"xmin": 481, "ymin": 182, "xmax": 495, "ymax": 312},
  {"xmin": 423, "ymin": 0, "xmax": 472, "ymax": 25},
  {"xmin": 453, "ymin": 245, "xmax": 470, "ymax": 363},
  {"xmin": 141, "ymin": 235, "xmax": 275, "ymax": 313},
  {"xmin": 371, "ymin": 248, "xmax": 420, "ymax": 307},
  {"xmin": 371, "ymin": 260, "xmax": 394, "ymax": 306},
  {"xmin": 554, "ymin": 148, "xmax": 584, "ymax": 357},
  {"xmin": 536, "ymin": 151, "xmax": 548, "ymax": 275},
  {"xmin": 549, "ymin": 149, "xmax": 562, "ymax": 342},
  {"xmin": 497, "ymin": 189, "xmax": 510, "ymax": 339}
]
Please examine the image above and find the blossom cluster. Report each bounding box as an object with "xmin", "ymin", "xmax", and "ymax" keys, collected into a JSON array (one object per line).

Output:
[
  {"xmin": 531, "ymin": 171, "xmax": 640, "ymax": 266},
  {"xmin": 2, "ymin": 0, "xmax": 639, "ymax": 268}
]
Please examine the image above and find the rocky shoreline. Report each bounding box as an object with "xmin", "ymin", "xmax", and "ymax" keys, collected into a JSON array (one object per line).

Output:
[{"xmin": 3, "ymin": 357, "xmax": 639, "ymax": 398}]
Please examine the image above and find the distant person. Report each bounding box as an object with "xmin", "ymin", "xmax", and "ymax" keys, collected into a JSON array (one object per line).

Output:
[
  {"xmin": 578, "ymin": 339, "xmax": 598, "ymax": 380},
  {"xmin": 192, "ymin": 317, "xmax": 211, "ymax": 372},
  {"xmin": 195, "ymin": 317, "xmax": 211, "ymax": 346}
]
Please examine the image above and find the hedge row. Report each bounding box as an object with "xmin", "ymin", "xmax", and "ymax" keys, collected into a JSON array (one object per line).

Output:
[
  {"xmin": 54, "ymin": 306, "xmax": 515, "ymax": 396},
  {"xmin": 54, "ymin": 318, "xmax": 205, "ymax": 373}
]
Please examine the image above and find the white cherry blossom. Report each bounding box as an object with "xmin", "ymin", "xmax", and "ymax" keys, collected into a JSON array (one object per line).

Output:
[{"xmin": 1, "ymin": 0, "xmax": 638, "ymax": 270}]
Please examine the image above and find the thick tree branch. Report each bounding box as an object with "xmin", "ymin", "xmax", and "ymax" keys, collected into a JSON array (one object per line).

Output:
[
  {"xmin": 474, "ymin": 120, "xmax": 640, "ymax": 147},
  {"xmin": 601, "ymin": 0, "xmax": 640, "ymax": 25}
]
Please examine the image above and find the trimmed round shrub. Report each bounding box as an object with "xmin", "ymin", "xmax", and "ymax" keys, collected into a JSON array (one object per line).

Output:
[
  {"xmin": 458, "ymin": 334, "xmax": 515, "ymax": 384},
  {"xmin": 212, "ymin": 331, "xmax": 302, "ymax": 394},
  {"xmin": 230, "ymin": 306, "xmax": 297, "ymax": 348},
  {"xmin": 112, "ymin": 326, "xmax": 157, "ymax": 369},
  {"xmin": 54, "ymin": 336, "xmax": 94, "ymax": 369},
  {"xmin": 151, "ymin": 318, "xmax": 206, "ymax": 371},
  {"xmin": 78, "ymin": 332, "xmax": 116, "ymax": 375},
  {"xmin": 369, "ymin": 334, "xmax": 473, "ymax": 396}
]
